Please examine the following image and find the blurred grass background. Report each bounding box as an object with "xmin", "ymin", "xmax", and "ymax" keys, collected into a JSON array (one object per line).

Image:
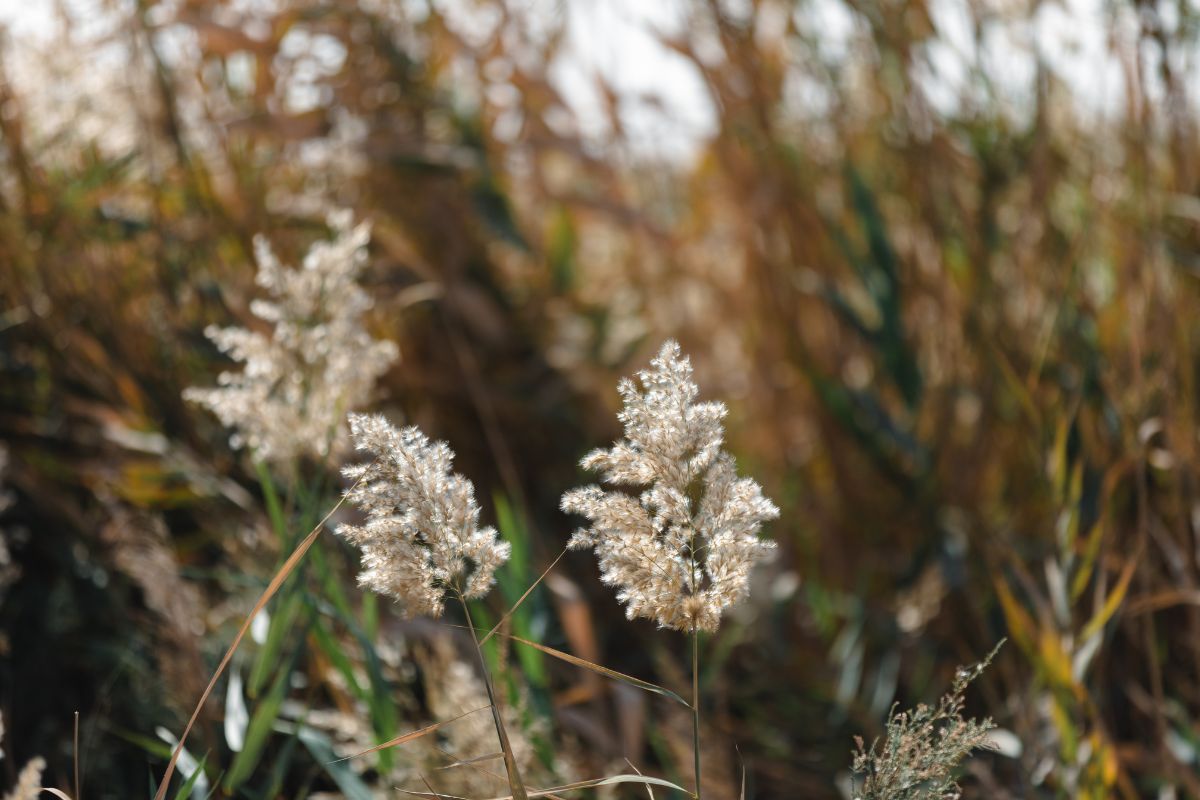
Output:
[{"xmin": 1, "ymin": 0, "xmax": 1199, "ymax": 797}]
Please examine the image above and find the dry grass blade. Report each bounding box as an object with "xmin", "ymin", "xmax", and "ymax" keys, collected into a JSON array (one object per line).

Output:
[
  {"xmin": 331, "ymin": 705, "xmax": 491, "ymax": 763},
  {"xmin": 503, "ymin": 634, "xmax": 691, "ymax": 708},
  {"xmin": 623, "ymin": 758, "xmax": 656, "ymax": 800},
  {"xmin": 419, "ymin": 772, "xmax": 452, "ymax": 800},
  {"xmin": 1126, "ymin": 589, "xmax": 1200, "ymax": 615},
  {"xmin": 1079, "ymin": 549, "xmax": 1139, "ymax": 643},
  {"xmin": 479, "ymin": 546, "xmax": 568, "ymax": 647},
  {"xmin": 433, "ymin": 744, "xmax": 509, "ymax": 784},
  {"xmin": 481, "ymin": 774, "xmax": 689, "ymax": 799},
  {"xmin": 399, "ymin": 789, "xmax": 469, "ymax": 800},
  {"xmin": 399, "ymin": 775, "xmax": 688, "ymax": 800},
  {"xmin": 430, "ymin": 746, "xmax": 571, "ymax": 800},
  {"xmin": 152, "ymin": 469, "xmax": 371, "ymax": 800},
  {"xmin": 435, "ymin": 751, "xmax": 504, "ymax": 770},
  {"xmin": 458, "ymin": 598, "xmax": 529, "ymax": 800}
]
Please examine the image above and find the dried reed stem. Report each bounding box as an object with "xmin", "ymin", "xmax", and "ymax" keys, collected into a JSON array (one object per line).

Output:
[
  {"xmin": 691, "ymin": 625, "xmax": 702, "ymax": 800},
  {"xmin": 457, "ymin": 593, "xmax": 529, "ymax": 800}
]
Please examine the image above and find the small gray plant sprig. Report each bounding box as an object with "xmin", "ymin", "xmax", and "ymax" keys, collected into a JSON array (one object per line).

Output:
[
  {"xmin": 561, "ymin": 340, "xmax": 779, "ymax": 633},
  {"xmin": 851, "ymin": 642, "xmax": 1003, "ymax": 800}
]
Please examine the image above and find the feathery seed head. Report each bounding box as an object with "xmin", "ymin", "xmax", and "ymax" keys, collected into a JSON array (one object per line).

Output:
[
  {"xmin": 338, "ymin": 413, "xmax": 510, "ymax": 617},
  {"xmin": 184, "ymin": 211, "xmax": 398, "ymax": 465},
  {"xmin": 561, "ymin": 340, "xmax": 778, "ymax": 632},
  {"xmin": 0, "ymin": 711, "xmax": 46, "ymax": 800},
  {"xmin": 2, "ymin": 757, "xmax": 45, "ymax": 800}
]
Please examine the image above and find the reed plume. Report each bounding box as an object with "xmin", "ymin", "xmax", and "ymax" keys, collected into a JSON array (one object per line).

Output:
[
  {"xmin": 562, "ymin": 339, "xmax": 779, "ymax": 632},
  {"xmin": 338, "ymin": 413, "xmax": 511, "ymax": 617},
  {"xmin": 185, "ymin": 211, "xmax": 398, "ymax": 465}
]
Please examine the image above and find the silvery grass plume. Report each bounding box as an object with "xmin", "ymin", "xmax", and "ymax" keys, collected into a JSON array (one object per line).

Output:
[
  {"xmin": 561, "ymin": 341, "xmax": 779, "ymax": 632},
  {"xmin": 184, "ymin": 211, "xmax": 398, "ymax": 465},
  {"xmin": 338, "ymin": 413, "xmax": 511, "ymax": 617}
]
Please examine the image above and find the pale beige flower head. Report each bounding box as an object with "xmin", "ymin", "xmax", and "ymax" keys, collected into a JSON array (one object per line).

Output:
[
  {"xmin": 185, "ymin": 210, "xmax": 399, "ymax": 465},
  {"xmin": 561, "ymin": 340, "xmax": 779, "ymax": 632},
  {"xmin": 0, "ymin": 447, "xmax": 17, "ymax": 594},
  {"xmin": 338, "ymin": 413, "xmax": 510, "ymax": 617},
  {"xmin": 1, "ymin": 757, "xmax": 45, "ymax": 800},
  {"xmin": 1, "ymin": 710, "xmax": 46, "ymax": 800}
]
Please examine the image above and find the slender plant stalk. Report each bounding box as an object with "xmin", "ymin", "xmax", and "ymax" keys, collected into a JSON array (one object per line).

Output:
[
  {"xmin": 689, "ymin": 522, "xmax": 703, "ymax": 800},
  {"xmin": 692, "ymin": 625, "xmax": 702, "ymax": 800},
  {"xmin": 73, "ymin": 710, "xmax": 81, "ymax": 800},
  {"xmin": 457, "ymin": 593, "xmax": 529, "ymax": 800}
]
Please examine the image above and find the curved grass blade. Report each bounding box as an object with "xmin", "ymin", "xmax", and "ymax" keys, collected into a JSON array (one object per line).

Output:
[
  {"xmin": 332, "ymin": 705, "xmax": 491, "ymax": 763},
  {"xmin": 480, "ymin": 546, "xmax": 567, "ymax": 648},
  {"xmin": 404, "ymin": 785, "xmax": 467, "ymax": 800},
  {"xmin": 624, "ymin": 758, "xmax": 656, "ymax": 800},
  {"xmin": 399, "ymin": 774, "xmax": 689, "ymax": 800},
  {"xmin": 503, "ymin": 634, "xmax": 691, "ymax": 709},
  {"xmin": 419, "ymin": 773, "xmax": 453, "ymax": 800},
  {"xmin": 1080, "ymin": 554, "xmax": 1138, "ymax": 643},
  {"xmin": 436, "ymin": 752, "xmax": 504, "ymax": 771}
]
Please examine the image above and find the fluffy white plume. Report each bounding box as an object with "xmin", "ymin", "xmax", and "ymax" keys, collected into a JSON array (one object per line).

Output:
[
  {"xmin": 1, "ymin": 757, "xmax": 45, "ymax": 800},
  {"xmin": 0, "ymin": 710, "xmax": 46, "ymax": 800},
  {"xmin": 561, "ymin": 341, "xmax": 779, "ymax": 632},
  {"xmin": 185, "ymin": 211, "xmax": 398, "ymax": 465},
  {"xmin": 338, "ymin": 413, "xmax": 510, "ymax": 617}
]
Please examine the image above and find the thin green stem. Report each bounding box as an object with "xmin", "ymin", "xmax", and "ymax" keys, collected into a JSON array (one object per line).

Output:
[{"xmin": 457, "ymin": 593, "xmax": 529, "ymax": 800}]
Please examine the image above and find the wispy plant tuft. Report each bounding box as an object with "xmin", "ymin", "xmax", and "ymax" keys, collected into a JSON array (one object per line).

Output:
[
  {"xmin": 339, "ymin": 413, "xmax": 511, "ymax": 617},
  {"xmin": 561, "ymin": 340, "xmax": 779, "ymax": 633},
  {"xmin": 851, "ymin": 642, "xmax": 1002, "ymax": 800},
  {"xmin": 1, "ymin": 712, "xmax": 48, "ymax": 800},
  {"xmin": 184, "ymin": 210, "xmax": 398, "ymax": 465}
]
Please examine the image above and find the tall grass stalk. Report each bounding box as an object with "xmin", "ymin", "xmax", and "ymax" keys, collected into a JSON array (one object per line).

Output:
[
  {"xmin": 692, "ymin": 625, "xmax": 702, "ymax": 800},
  {"xmin": 561, "ymin": 341, "xmax": 780, "ymax": 797},
  {"xmin": 457, "ymin": 593, "xmax": 529, "ymax": 800}
]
